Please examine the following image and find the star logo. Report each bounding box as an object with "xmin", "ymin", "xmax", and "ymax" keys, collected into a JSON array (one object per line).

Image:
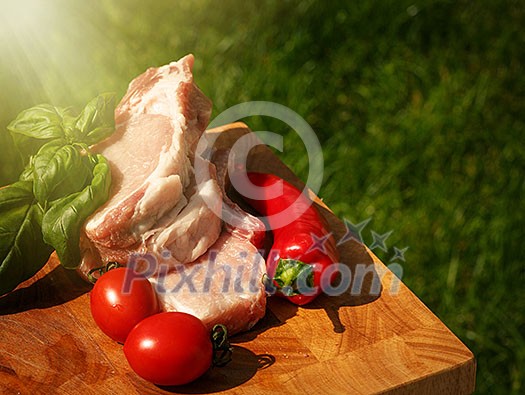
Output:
[
  {"xmin": 337, "ymin": 217, "xmax": 371, "ymax": 245},
  {"xmin": 391, "ymin": 246, "xmax": 408, "ymax": 262},
  {"xmin": 369, "ymin": 230, "xmax": 393, "ymax": 252},
  {"xmin": 306, "ymin": 232, "xmax": 332, "ymax": 254}
]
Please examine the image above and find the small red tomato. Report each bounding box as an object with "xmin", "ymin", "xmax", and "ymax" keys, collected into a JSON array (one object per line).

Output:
[
  {"xmin": 90, "ymin": 267, "xmax": 159, "ymax": 343},
  {"xmin": 123, "ymin": 312, "xmax": 213, "ymax": 386}
]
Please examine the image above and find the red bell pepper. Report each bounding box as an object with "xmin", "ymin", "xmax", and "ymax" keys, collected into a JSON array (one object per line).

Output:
[{"xmin": 241, "ymin": 172, "xmax": 340, "ymax": 305}]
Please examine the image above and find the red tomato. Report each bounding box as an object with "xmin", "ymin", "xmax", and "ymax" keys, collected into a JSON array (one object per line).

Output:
[
  {"xmin": 123, "ymin": 312, "xmax": 213, "ymax": 386},
  {"xmin": 90, "ymin": 267, "xmax": 159, "ymax": 343}
]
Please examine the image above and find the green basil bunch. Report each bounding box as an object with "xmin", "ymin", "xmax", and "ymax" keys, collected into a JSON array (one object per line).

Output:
[{"xmin": 0, "ymin": 94, "xmax": 115, "ymax": 295}]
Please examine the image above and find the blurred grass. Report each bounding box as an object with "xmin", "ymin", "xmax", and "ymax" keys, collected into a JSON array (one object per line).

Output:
[{"xmin": 1, "ymin": 0, "xmax": 523, "ymax": 392}]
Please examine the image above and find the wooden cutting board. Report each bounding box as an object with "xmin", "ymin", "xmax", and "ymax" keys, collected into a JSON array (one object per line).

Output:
[{"xmin": 0, "ymin": 123, "xmax": 476, "ymax": 394}]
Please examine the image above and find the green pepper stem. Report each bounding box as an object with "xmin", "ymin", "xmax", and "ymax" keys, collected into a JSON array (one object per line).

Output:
[{"xmin": 272, "ymin": 258, "xmax": 314, "ymax": 296}]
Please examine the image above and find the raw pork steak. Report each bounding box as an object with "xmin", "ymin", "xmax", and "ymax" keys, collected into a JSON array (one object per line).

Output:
[
  {"xmin": 147, "ymin": 147, "xmax": 268, "ymax": 335},
  {"xmin": 149, "ymin": 221, "xmax": 267, "ymax": 335},
  {"xmin": 80, "ymin": 54, "xmax": 222, "ymax": 271}
]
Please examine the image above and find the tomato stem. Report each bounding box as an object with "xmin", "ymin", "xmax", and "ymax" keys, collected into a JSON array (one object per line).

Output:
[
  {"xmin": 211, "ymin": 324, "xmax": 232, "ymax": 367},
  {"xmin": 87, "ymin": 261, "xmax": 123, "ymax": 284}
]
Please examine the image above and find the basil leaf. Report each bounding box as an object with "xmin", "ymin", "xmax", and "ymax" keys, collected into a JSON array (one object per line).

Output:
[
  {"xmin": 19, "ymin": 162, "xmax": 34, "ymax": 182},
  {"xmin": 32, "ymin": 140, "xmax": 93, "ymax": 204},
  {"xmin": 8, "ymin": 105, "xmax": 74, "ymax": 167},
  {"xmin": 0, "ymin": 181, "xmax": 54, "ymax": 296},
  {"xmin": 7, "ymin": 104, "xmax": 72, "ymax": 140},
  {"xmin": 41, "ymin": 155, "xmax": 111, "ymax": 269},
  {"xmin": 1, "ymin": 93, "xmax": 116, "ymax": 292},
  {"xmin": 75, "ymin": 93, "xmax": 116, "ymax": 145},
  {"xmin": 10, "ymin": 134, "xmax": 53, "ymax": 169}
]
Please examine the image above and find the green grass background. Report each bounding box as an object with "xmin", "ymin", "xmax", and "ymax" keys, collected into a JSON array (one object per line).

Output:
[{"xmin": 0, "ymin": 0, "xmax": 523, "ymax": 392}]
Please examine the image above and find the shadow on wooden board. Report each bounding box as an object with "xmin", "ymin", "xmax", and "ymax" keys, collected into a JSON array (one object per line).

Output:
[
  {"xmin": 154, "ymin": 346, "xmax": 274, "ymax": 394},
  {"xmin": 0, "ymin": 255, "xmax": 91, "ymax": 316}
]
